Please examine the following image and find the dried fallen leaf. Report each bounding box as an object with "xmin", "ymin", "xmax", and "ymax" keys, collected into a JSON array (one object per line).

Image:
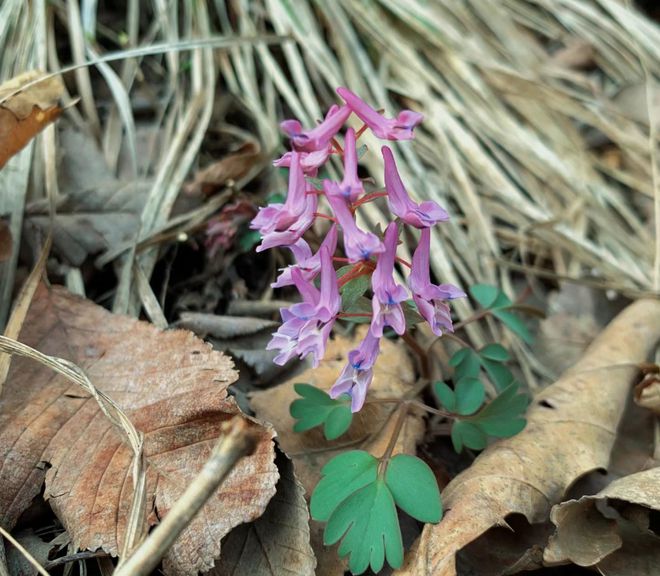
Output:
[
  {"xmin": 545, "ymin": 466, "xmax": 660, "ymax": 575},
  {"xmin": 26, "ymin": 129, "xmax": 151, "ymax": 265},
  {"xmin": 211, "ymin": 454, "xmax": 316, "ymax": 576},
  {"xmin": 184, "ymin": 141, "xmax": 262, "ymax": 196},
  {"xmin": 0, "ymin": 285, "xmax": 278, "ymax": 575},
  {"xmin": 0, "ymin": 71, "xmax": 64, "ymax": 169},
  {"xmin": 395, "ymin": 298, "xmax": 660, "ymax": 576},
  {"xmin": 0, "ymin": 218, "xmax": 11, "ymax": 262},
  {"xmin": 634, "ymin": 373, "xmax": 660, "ymax": 415},
  {"xmin": 250, "ymin": 328, "xmax": 423, "ymax": 576}
]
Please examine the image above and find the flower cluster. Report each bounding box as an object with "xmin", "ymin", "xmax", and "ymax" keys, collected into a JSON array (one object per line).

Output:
[{"xmin": 252, "ymin": 87, "xmax": 465, "ymax": 412}]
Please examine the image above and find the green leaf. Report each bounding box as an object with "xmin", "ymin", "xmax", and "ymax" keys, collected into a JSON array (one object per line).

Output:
[
  {"xmin": 479, "ymin": 343, "xmax": 510, "ymax": 361},
  {"xmin": 480, "ymin": 358, "xmax": 515, "ymax": 391},
  {"xmin": 268, "ymin": 191, "xmax": 286, "ymax": 204},
  {"xmin": 385, "ymin": 454, "xmax": 442, "ymax": 523},
  {"xmin": 469, "ymin": 284, "xmax": 500, "ymax": 308},
  {"xmin": 451, "ymin": 420, "xmax": 487, "ymax": 452},
  {"xmin": 454, "ymin": 377, "xmax": 485, "ymax": 415},
  {"xmin": 433, "ymin": 381, "xmax": 456, "ymax": 412},
  {"xmin": 324, "ymin": 406, "xmax": 353, "ymax": 440},
  {"xmin": 325, "ymin": 479, "xmax": 403, "ymax": 574},
  {"xmin": 402, "ymin": 300, "xmax": 424, "ymax": 325},
  {"xmin": 451, "ymin": 349, "xmax": 480, "ymax": 382},
  {"xmin": 449, "ymin": 348, "xmax": 471, "ymax": 367},
  {"xmin": 473, "ymin": 383, "xmax": 528, "ymax": 437},
  {"xmin": 342, "ymin": 296, "xmax": 373, "ymax": 324},
  {"xmin": 492, "ymin": 309, "xmax": 533, "ymax": 344},
  {"xmin": 341, "ymin": 274, "xmax": 371, "ymax": 310},
  {"xmin": 290, "ymin": 384, "xmax": 353, "ymax": 439},
  {"xmin": 478, "ymin": 417, "xmax": 527, "ymax": 437},
  {"xmin": 311, "ymin": 451, "xmax": 378, "ymax": 522},
  {"xmin": 237, "ymin": 228, "xmax": 261, "ymax": 252},
  {"xmin": 357, "ymin": 143, "xmax": 368, "ymax": 160}
]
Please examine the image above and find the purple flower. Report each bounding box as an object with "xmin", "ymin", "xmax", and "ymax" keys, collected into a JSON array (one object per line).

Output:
[
  {"xmin": 255, "ymin": 187, "xmax": 317, "ymax": 252},
  {"xmin": 273, "ymin": 147, "xmax": 331, "ymax": 176},
  {"xmin": 251, "ymin": 150, "xmax": 308, "ymax": 234},
  {"xmin": 267, "ymin": 246, "xmax": 340, "ymax": 367},
  {"xmin": 409, "ymin": 228, "xmax": 465, "ymax": 336},
  {"xmin": 272, "ymin": 225, "xmax": 338, "ymax": 288},
  {"xmin": 370, "ymin": 222, "xmax": 408, "ymax": 337},
  {"xmin": 280, "ymin": 104, "xmax": 351, "ymax": 152},
  {"xmin": 382, "ymin": 146, "xmax": 449, "ymax": 228},
  {"xmin": 330, "ymin": 331, "xmax": 381, "ymax": 412},
  {"xmin": 336, "ymin": 87, "xmax": 423, "ymax": 140},
  {"xmin": 324, "ymin": 180, "xmax": 384, "ymax": 263},
  {"xmin": 337, "ymin": 128, "xmax": 364, "ymax": 202}
]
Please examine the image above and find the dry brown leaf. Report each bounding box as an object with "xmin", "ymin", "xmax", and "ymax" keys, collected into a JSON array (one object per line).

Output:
[
  {"xmin": 545, "ymin": 466, "xmax": 660, "ymax": 575},
  {"xmin": 250, "ymin": 328, "xmax": 424, "ymax": 576},
  {"xmin": 0, "ymin": 218, "xmax": 11, "ymax": 262},
  {"xmin": 184, "ymin": 141, "xmax": 262, "ymax": 196},
  {"xmin": 0, "ymin": 285, "xmax": 278, "ymax": 575},
  {"xmin": 0, "ymin": 71, "xmax": 64, "ymax": 169},
  {"xmin": 395, "ymin": 298, "xmax": 660, "ymax": 576},
  {"xmin": 211, "ymin": 455, "xmax": 316, "ymax": 576},
  {"xmin": 634, "ymin": 374, "xmax": 660, "ymax": 415}
]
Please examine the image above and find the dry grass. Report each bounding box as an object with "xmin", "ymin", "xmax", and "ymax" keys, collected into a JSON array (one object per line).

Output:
[{"xmin": 1, "ymin": 0, "xmax": 659, "ymax": 384}]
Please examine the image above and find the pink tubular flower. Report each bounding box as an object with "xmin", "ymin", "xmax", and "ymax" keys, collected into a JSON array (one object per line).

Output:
[
  {"xmin": 370, "ymin": 222, "xmax": 408, "ymax": 337},
  {"xmin": 255, "ymin": 187, "xmax": 317, "ymax": 252},
  {"xmin": 409, "ymin": 228, "xmax": 466, "ymax": 336},
  {"xmin": 324, "ymin": 180, "xmax": 384, "ymax": 263},
  {"xmin": 272, "ymin": 225, "xmax": 338, "ymax": 288},
  {"xmin": 273, "ymin": 147, "xmax": 330, "ymax": 176},
  {"xmin": 280, "ymin": 104, "xmax": 351, "ymax": 152},
  {"xmin": 329, "ymin": 331, "xmax": 381, "ymax": 412},
  {"xmin": 251, "ymin": 150, "xmax": 307, "ymax": 234},
  {"xmin": 382, "ymin": 146, "xmax": 449, "ymax": 228},
  {"xmin": 336, "ymin": 87, "xmax": 423, "ymax": 140},
  {"xmin": 338, "ymin": 128, "xmax": 364, "ymax": 202},
  {"xmin": 267, "ymin": 246, "xmax": 340, "ymax": 367}
]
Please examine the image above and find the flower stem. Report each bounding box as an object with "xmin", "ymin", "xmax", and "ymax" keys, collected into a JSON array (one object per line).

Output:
[
  {"xmin": 378, "ymin": 404, "xmax": 409, "ymax": 474},
  {"xmin": 402, "ymin": 331, "xmax": 430, "ymax": 380},
  {"xmin": 314, "ymin": 212, "xmax": 337, "ymax": 222}
]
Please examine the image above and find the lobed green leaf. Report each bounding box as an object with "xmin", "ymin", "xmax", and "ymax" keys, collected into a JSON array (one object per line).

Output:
[{"xmin": 385, "ymin": 454, "xmax": 442, "ymax": 523}]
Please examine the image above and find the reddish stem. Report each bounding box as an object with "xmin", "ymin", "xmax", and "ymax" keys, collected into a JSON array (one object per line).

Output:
[
  {"xmin": 331, "ymin": 136, "xmax": 344, "ymax": 155},
  {"xmin": 352, "ymin": 191, "xmax": 388, "ymax": 209},
  {"xmin": 314, "ymin": 212, "xmax": 336, "ymax": 222},
  {"xmin": 395, "ymin": 256, "xmax": 412, "ymax": 269},
  {"xmin": 333, "ymin": 256, "xmax": 351, "ymax": 263},
  {"xmin": 355, "ymin": 123, "xmax": 369, "ymax": 139}
]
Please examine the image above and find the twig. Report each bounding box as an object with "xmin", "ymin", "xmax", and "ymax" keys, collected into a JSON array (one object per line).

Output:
[
  {"xmin": 0, "ymin": 526, "xmax": 50, "ymax": 576},
  {"xmin": 113, "ymin": 417, "xmax": 259, "ymax": 576}
]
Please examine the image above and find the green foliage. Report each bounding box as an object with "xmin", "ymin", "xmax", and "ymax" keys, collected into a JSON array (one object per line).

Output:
[
  {"xmin": 385, "ymin": 454, "xmax": 442, "ymax": 522},
  {"xmin": 448, "ymin": 383, "xmax": 529, "ymax": 453},
  {"xmin": 449, "ymin": 345, "xmax": 514, "ymax": 391},
  {"xmin": 290, "ymin": 384, "xmax": 353, "ymax": 440},
  {"xmin": 338, "ymin": 266, "xmax": 372, "ymax": 310},
  {"xmin": 311, "ymin": 451, "xmax": 442, "ymax": 574},
  {"xmin": 469, "ymin": 284, "xmax": 534, "ymax": 344},
  {"xmin": 433, "ymin": 378, "xmax": 485, "ymax": 415},
  {"xmin": 237, "ymin": 228, "xmax": 261, "ymax": 252}
]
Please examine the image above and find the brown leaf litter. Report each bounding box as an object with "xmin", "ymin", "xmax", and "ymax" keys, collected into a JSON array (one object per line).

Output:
[
  {"xmin": 395, "ymin": 298, "xmax": 660, "ymax": 576},
  {"xmin": 0, "ymin": 285, "xmax": 278, "ymax": 575},
  {"xmin": 0, "ymin": 71, "xmax": 64, "ymax": 169}
]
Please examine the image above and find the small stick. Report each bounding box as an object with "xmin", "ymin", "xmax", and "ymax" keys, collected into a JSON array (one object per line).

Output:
[
  {"xmin": 0, "ymin": 527, "xmax": 50, "ymax": 576},
  {"xmin": 113, "ymin": 418, "xmax": 259, "ymax": 576}
]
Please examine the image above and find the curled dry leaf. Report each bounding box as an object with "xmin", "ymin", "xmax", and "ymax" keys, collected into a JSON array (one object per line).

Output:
[
  {"xmin": 545, "ymin": 466, "xmax": 660, "ymax": 575},
  {"xmin": 634, "ymin": 371, "xmax": 660, "ymax": 415},
  {"xmin": 395, "ymin": 298, "xmax": 660, "ymax": 576},
  {"xmin": 184, "ymin": 141, "xmax": 262, "ymax": 196},
  {"xmin": 0, "ymin": 285, "xmax": 278, "ymax": 575},
  {"xmin": 249, "ymin": 328, "xmax": 423, "ymax": 576},
  {"xmin": 211, "ymin": 455, "xmax": 316, "ymax": 576},
  {"xmin": 0, "ymin": 71, "xmax": 64, "ymax": 169}
]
